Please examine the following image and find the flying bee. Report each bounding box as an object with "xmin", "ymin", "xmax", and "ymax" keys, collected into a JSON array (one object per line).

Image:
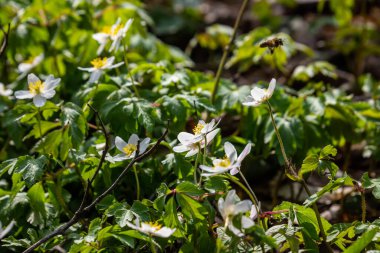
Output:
[{"xmin": 259, "ymin": 37, "xmax": 284, "ymax": 54}]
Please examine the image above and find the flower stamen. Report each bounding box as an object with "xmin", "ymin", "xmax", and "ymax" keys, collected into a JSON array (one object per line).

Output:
[
  {"xmin": 123, "ymin": 143, "xmax": 137, "ymax": 156},
  {"xmin": 28, "ymin": 80, "xmax": 44, "ymax": 95},
  {"xmin": 193, "ymin": 123, "xmax": 204, "ymax": 135},
  {"xmin": 91, "ymin": 57, "xmax": 108, "ymax": 69},
  {"xmin": 147, "ymin": 221, "xmax": 162, "ymax": 231}
]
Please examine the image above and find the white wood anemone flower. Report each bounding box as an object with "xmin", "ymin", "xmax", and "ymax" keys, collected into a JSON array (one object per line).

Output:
[
  {"xmin": 0, "ymin": 83, "xmax": 12, "ymax": 97},
  {"xmin": 78, "ymin": 56, "xmax": 124, "ymax": 83},
  {"xmin": 15, "ymin": 73, "xmax": 60, "ymax": 107},
  {"xmin": 92, "ymin": 18, "xmax": 133, "ymax": 54},
  {"xmin": 243, "ymin": 78, "xmax": 276, "ymax": 107},
  {"xmin": 125, "ymin": 220, "xmax": 176, "ymax": 238},
  {"xmin": 113, "ymin": 134, "xmax": 150, "ymax": 162},
  {"xmin": 218, "ymin": 190, "xmax": 254, "ymax": 237},
  {"xmin": 173, "ymin": 119, "xmax": 220, "ymax": 157},
  {"xmin": 200, "ymin": 142, "xmax": 251, "ymax": 177},
  {"xmin": 18, "ymin": 53, "xmax": 44, "ymax": 74}
]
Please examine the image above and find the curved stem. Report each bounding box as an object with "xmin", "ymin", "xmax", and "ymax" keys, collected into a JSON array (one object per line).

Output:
[
  {"xmin": 266, "ymin": 102, "xmax": 289, "ymax": 167},
  {"xmin": 193, "ymin": 146, "xmax": 201, "ymax": 184},
  {"xmin": 210, "ymin": 0, "xmax": 250, "ymax": 103},
  {"xmin": 361, "ymin": 190, "xmax": 366, "ymax": 223},
  {"xmin": 36, "ymin": 107, "xmax": 46, "ymax": 154},
  {"xmin": 133, "ymin": 165, "xmax": 140, "ymax": 200},
  {"xmin": 150, "ymin": 236, "xmax": 157, "ymax": 253},
  {"xmin": 267, "ymin": 101, "xmax": 332, "ymax": 252}
]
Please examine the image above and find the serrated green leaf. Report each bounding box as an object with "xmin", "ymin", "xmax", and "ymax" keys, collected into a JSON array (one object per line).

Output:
[
  {"xmin": 27, "ymin": 182, "xmax": 46, "ymax": 226},
  {"xmin": 343, "ymin": 228, "xmax": 378, "ymax": 253},
  {"xmin": 176, "ymin": 181, "xmax": 203, "ymax": 196}
]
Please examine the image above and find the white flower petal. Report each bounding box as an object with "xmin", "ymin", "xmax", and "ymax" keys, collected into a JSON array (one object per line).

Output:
[
  {"xmin": 241, "ymin": 216, "xmax": 255, "ymax": 229},
  {"xmin": 18, "ymin": 63, "xmax": 32, "ymax": 73},
  {"xmin": 204, "ymin": 129, "xmax": 219, "ymax": 145},
  {"xmin": 28, "ymin": 73, "xmax": 40, "ymax": 84},
  {"xmin": 15, "ymin": 90, "xmax": 33, "ymax": 99},
  {"xmin": 173, "ymin": 144, "xmax": 189, "ymax": 153},
  {"xmin": 224, "ymin": 142, "xmax": 237, "ymax": 163},
  {"xmin": 177, "ymin": 132, "xmax": 196, "ymax": 144},
  {"xmin": 78, "ymin": 67, "xmax": 96, "ymax": 72},
  {"xmin": 41, "ymin": 89, "xmax": 56, "ymax": 99},
  {"xmin": 230, "ymin": 167, "xmax": 239, "ymax": 175},
  {"xmin": 33, "ymin": 95, "xmax": 46, "ymax": 107},
  {"xmin": 44, "ymin": 76, "xmax": 60, "ymax": 90},
  {"xmin": 250, "ymin": 204, "xmax": 258, "ymax": 220},
  {"xmin": 233, "ymin": 200, "xmax": 252, "ymax": 215},
  {"xmin": 115, "ymin": 136, "xmax": 128, "ymax": 152},
  {"xmin": 250, "ymin": 87, "xmax": 266, "ymax": 101},
  {"xmin": 139, "ymin": 138, "xmax": 150, "ymax": 154},
  {"xmin": 128, "ymin": 134, "xmax": 139, "ymax": 145},
  {"xmin": 185, "ymin": 148, "xmax": 199, "ymax": 157},
  {"xmin": 237, "ymin": 143, "xmax": 251, "ymax": 164},
  {"xmin": 108, "ymin": 61, "xmax": 124, "ymax": 69},
  {"xmin": 112, "ymin": 154, "xmax": 128, "ymax": 162},
  {"xmin": 267, "ymin": 78, "xmax": 276, "ymax": 98},
  {"xmin": 89, "ymin": 70, "xmax": 103, "ymax": 83},
  {"xmin": 154, "ymin": 227, "xmax": 176, "ymax": 238},
  {"xmin": 92, "ymin": 33, "xmax": 109, "ymax": 43}
]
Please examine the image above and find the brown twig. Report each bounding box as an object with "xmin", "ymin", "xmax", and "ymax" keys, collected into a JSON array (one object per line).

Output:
[
  {"xmin": 22, "ymin": 128, "xmax": 168, "ymax": 253},
  {"xmin": 87, "ymin": 103, "xmax": 110, "ymax": 185}
]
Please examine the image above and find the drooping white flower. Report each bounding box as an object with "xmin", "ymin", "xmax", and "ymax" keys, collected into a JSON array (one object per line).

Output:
[
  {"xmin": 14, "ymin": 73, "xmax": 60, "ymax": 107},
  {"xmin": 173, "ymin": 119, "xmax": 220, "ymax": 157},
  {"xmin": 218, "ymin": 190, "xmax": 253, "ymax": 237},
  {"xmin": 0, "ymin": 83, "xmax": 12, "ymax": 97},
  {"xmin": 200, "ymin": 142, "xmax": 251, "ymax": 176},
  {"xmin": 125, "ymin": 220, "xmax": 176, "ymax": 238},
  {"xmin": 92, "ymin": 18, "xmax": 133, "ymax": 54},
  {"xmin": 113, "ymin": 134, "xmax": 150, "ymax": 162},
  {"xmin": 78, "ymin": 56, "xmax": 124, "ymax": 83},
  {"xmin": 243, "ymin": 78, "xmax": 276, "ymax": 107},
  {"xmin": 18, "ymin": 54, "xmax": 44, "ymax": 74}
]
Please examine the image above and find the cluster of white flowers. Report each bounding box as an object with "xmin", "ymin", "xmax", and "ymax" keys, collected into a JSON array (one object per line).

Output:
[{"xmin": 173, "ymin": 119, "xmax": 220, "ymax": 157}]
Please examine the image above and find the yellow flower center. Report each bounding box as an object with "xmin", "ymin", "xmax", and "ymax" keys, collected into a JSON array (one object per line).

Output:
[
  {"xmin": 91, "ymin": 57, "xmax": 108, "ymax": 69},
  {"xmin": 102, "ymin": 24, "xmax": 123, "ymax": 36},
  {"xmin": 24, "ymin": 56, "xmax": 36, "ymax": 64},
  {"xmin": 147, "ymin": 221, "xmax": 162, "ymax": 231},
  {"xmin": 215, "ymin": 156, "xmax": 231, "ymax": 168},
  {"xmin": 123, "ymin": 143, "xmax": 137, "ymax": 156},
  {"xmin": 28, "ymin": 80, "xmax": 44, "ymax": 95},
  {"xmin": 193, "ymin": 123, "xmax": 204, "ymax": 135}
]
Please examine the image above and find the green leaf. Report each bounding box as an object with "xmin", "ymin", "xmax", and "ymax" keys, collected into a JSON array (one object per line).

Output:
[
  {"xmin": 176, "ymin": 181, "xmax": 203, "ymax": 196},
  {"xmin": 343, "ymin": 228, "xmax": 378, "ymax": 253},
  {"xmin": 176, "ymin": 193, "xmax": 205, "ymax": 220},
  {"xmin": 24, "ymin": 121, "xmax": 61, "ymax": 140},
  {"xmin": 61, "ymin": 102, "xmax": 87, "ymax": 147},
  {"xmin": 362, "ymin": 172, "xmax": 380, "ymax": 199},
  {"xmin": 303, "ymin": 176, "xmax": 353, "ymax": 207},
  {"xmin": 27, "ymin": 182, "xmax": 47, "ymax": 226},
  {"xmin": 14, "ymin": 156, "xmax": 48, "ymax": 187},
  {"xmin": 299, "ymin": 145, "xmax": 339, "ymax": 179}
]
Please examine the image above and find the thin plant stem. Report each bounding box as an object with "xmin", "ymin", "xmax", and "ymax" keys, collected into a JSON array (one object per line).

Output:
[
  {"xmin": 36, "ymin": 107, "xmax": 46, "ymax": 154},
  {"xmin": 198, "ymin": 136, "xmax": 208, "ymax": 186},
  {"xmin": 238, "ymin": 171, "xmax": 261, "ymax": 214},
  {"xmin": 210, "ymin": 0, "xmax": 250, "ymax": 103},
  {"xmin": 122, "ymin": 38, "xmax": 140, "ymax": 97},
  {"xmin": 266, "ymin": 102, "xmax": 289, "ymax": 168},
  {"xmin": 267, "ymin": 101, "xmax": 332, "ymax": 252},
  {"xmin": 361, "ymin": 190, "xmax": 366, "ymax": 223},
  {"xmin": 150, "ymin": 236, "xmax": 157, "ymax": 253},
  {"xmin": 133, "ymin": 165, "xmax": 140, "ymax": 200},
  {"xmin": 194, "ymin": 147, "xmax": 201, "ymax": 184}
]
